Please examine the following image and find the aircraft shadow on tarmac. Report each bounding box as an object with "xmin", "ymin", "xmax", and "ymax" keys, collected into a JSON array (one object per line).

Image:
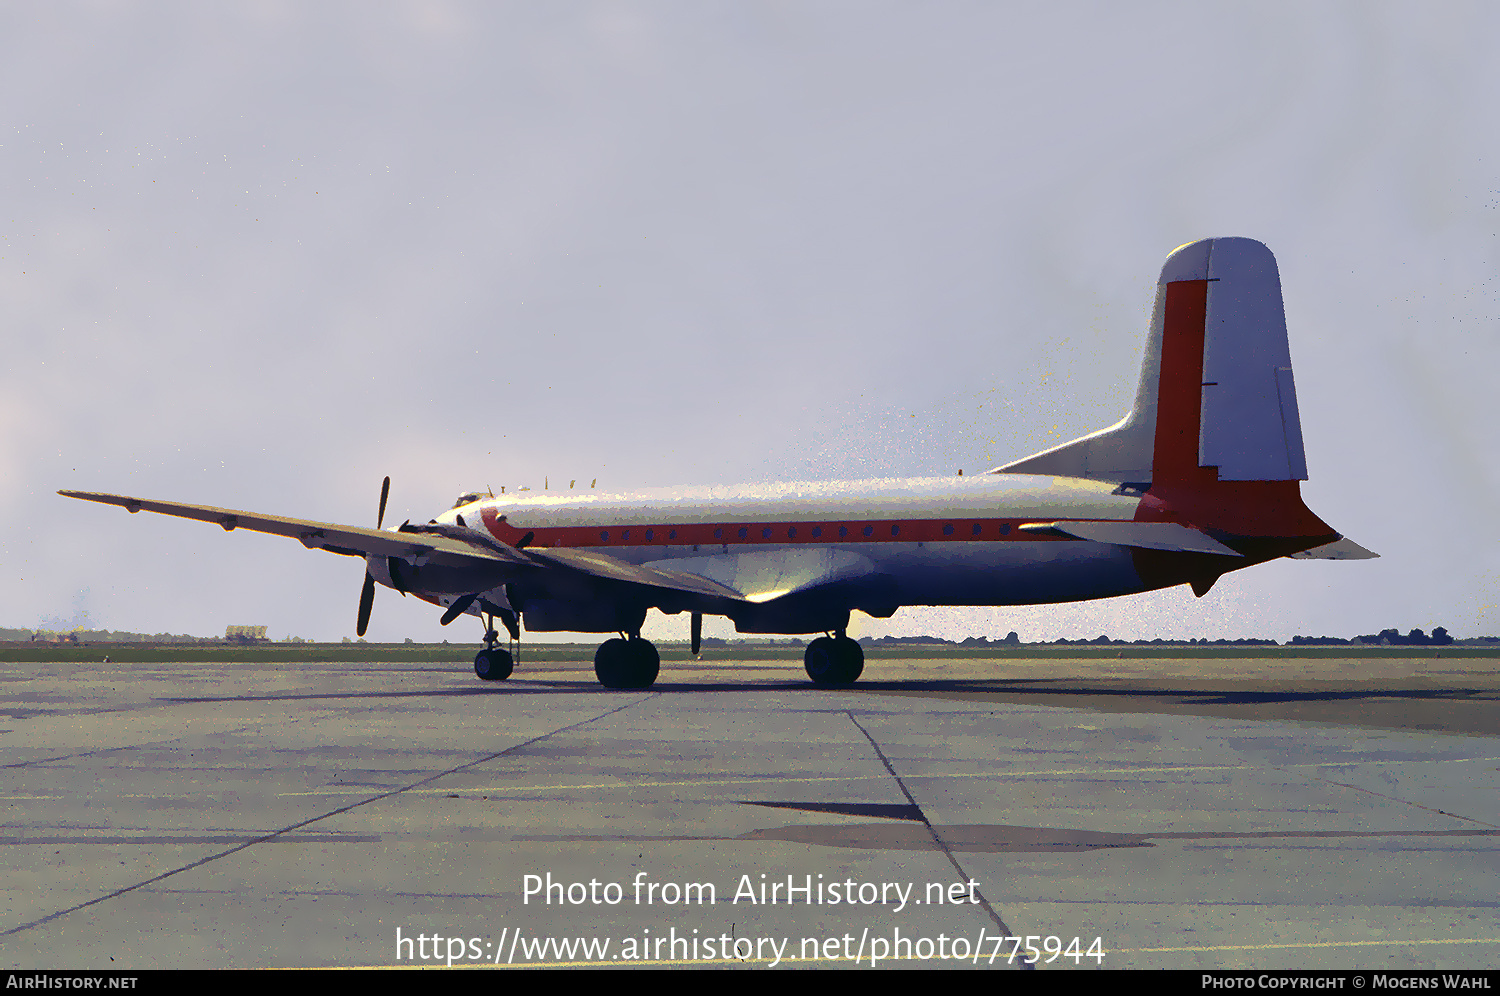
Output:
[
  {"xmin": 540, "ymin": 797, "xmax": 1500, "ymax": 854},
  {"xmin": 162, "ymin": 677, "xmax": 1499, "ymax": 705},
  {"xmin": 157, "ymin": 673, "xmax": 1500, "ymax": 739}
]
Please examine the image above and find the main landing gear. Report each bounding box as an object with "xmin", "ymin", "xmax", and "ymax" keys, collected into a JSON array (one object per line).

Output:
[
  {"xmin": 594, "ymin": 635, "xmax": 659, "ymax": 689},
  {"xmin": 804, "ymin": 631, "xmax": 863, "ymax": 687}
]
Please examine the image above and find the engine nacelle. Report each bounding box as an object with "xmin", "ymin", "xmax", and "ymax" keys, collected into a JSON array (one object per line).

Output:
[{"xmin": 365, "ymin": 553, "xmax": 515, "ymax": 596}]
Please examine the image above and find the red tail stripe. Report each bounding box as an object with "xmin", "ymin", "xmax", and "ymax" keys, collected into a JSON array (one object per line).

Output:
[{"xmin": 1153, "ymin": 279, "xmax": 1213, "ymax": 485}]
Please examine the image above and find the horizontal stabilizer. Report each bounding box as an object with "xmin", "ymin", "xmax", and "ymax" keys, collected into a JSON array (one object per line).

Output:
[
  {"xmin": 1019, "ymin": 519, "xmax": 1243, "ymax": 557},
  {"xmin": 1287, "ymin": 536, "xmax": 1379, "ymax": 560}
]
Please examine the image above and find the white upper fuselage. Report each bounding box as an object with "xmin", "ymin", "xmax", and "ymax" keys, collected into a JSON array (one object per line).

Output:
[
  {"xmin": 441, "ymin": 474, "xmax": 1135, "ymax": 526},
  {"xmin": 429, "ymin": 474, "xmax": 1151, "ymax": 609}
]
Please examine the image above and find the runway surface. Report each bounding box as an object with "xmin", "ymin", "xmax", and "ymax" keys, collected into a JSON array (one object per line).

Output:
[{"xmin": 3, "ymin": 650, "xmax": 1498, "ymax": 969}]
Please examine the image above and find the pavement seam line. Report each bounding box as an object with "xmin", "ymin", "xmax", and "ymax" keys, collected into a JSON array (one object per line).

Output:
[
  {"xmin": 842, "ymin": 710, "xmax": 1033, "ymax": 970},
  {"xmin": 1, "ymin": 695, "xmax": 653, "ymax": 938},
  {"xmin": 1278, "ymin": 766, "xmax": 1500, "ymax": 829},
  {"xmin": 2, "ymin": 718, "xmax": 284, "ymax": 770}
]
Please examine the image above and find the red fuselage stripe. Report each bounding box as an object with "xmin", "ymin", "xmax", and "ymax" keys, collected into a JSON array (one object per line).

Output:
[{"xmin": 479, "ymin": 509, "xmax": 1066, "ymax": 550}]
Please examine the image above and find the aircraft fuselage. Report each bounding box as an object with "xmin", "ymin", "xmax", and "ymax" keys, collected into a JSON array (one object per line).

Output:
[{"xmin": 435, "ymin": 474, "xmax": 1149, "ymax": 626}]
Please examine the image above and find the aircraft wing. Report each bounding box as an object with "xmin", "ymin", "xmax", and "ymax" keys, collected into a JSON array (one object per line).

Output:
[
  {"xmin": 59, "ymin": 490, "xmax": 748, "ymax": 610},
  {"xmin": 58, "ymin": 490, "xmax": 532, "ymax": 565},
  {"xmin": 523, "ymin": 547, "xmax": 748, "ymax": 604}
]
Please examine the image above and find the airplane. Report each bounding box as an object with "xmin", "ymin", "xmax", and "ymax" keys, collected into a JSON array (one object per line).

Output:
[{"xmin": 61, "ymin": 237, "xmax": 1375, "ymax": 689}]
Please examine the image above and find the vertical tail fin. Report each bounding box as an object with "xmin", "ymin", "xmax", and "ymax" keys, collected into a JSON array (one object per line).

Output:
[
  {"xmin": 1184, "ymin": 237, "xmax": 1308, "ymax": 482},
  {"xmin": 993, "ymin": 237, "xmax": 1309, "ymax": 486}
]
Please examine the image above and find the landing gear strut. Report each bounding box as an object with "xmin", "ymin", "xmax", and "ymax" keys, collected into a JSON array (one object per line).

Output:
[
  {"xmin": 473, "ymin": 610, "xmax": 517, "ymax": 681},
  {"xmin": 594, "ymin": 635, "xmax": 659, "ymax": 689},
  {"xmin": 804, "ymin": 631, "xmax": 863, "ymax": 686}
]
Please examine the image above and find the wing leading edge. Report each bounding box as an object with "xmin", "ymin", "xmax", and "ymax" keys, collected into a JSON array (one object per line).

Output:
[{"xmin": 59, "ymin": 490, "xmax": 529, "ymax": 564}]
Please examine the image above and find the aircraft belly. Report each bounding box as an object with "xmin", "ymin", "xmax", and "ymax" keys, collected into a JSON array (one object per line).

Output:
[
  {"xmin": 587, "ymin": 540, "xmax": 1144, "ymax": 609},
  {"xmin": 868, "ymin": 541, "xmax": 1143, "ymax": 606},
  {"xmin": 637, "ymin": 547, "xmax": 873, "ymax": 603}
]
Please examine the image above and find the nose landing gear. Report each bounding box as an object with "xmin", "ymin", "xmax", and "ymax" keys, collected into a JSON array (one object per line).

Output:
[
  {"xmin": 473, "ymin": 608, "xmax": 520, "ymax": 681},
  {"xmin": 473, "ymin": 643, "xmax": 513, "ymax": 680}
]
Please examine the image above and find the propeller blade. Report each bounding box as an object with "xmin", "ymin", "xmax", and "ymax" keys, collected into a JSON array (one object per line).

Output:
[
  {"xmin": 478, "ymin": 597, "xmax": 522, "ymax": 642},
  {"xmin": 387, "ymin": 556, "xmax": 409, "ymax": 594},
  {"xmin": 357, "ymin": 571, "xmax": 376, "ymax": 636},
  {"xmin": 515, "ymin": 531, "xmax": 535, "ymax": 549},
  {"xmin": 377, "ymin": 476, "xmax": 391, "ymax": 530},
  {"xmin": 440, "ymin": 593, "xmax": 479, "ymax": 626},
  {"xmin": 497, "ymin": 607, "xmax": 521, "ymax": 642},
  {"xmin": 691, "ymin": 611, "xmax": 702, "ymax": 656}
]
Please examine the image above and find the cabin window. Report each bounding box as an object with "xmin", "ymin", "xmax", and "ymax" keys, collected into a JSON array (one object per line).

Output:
[
  {"xmin": 972, "ymin": 523, "xmax": 982, "ymax": 536},
  {"xmin": 862, "ymin": 525, "xmax": 874, "ymax": 538},
  {"xmin": 788, "ymin": 526, "xmax": 797, "ymax": 539},
  {"xmin": 600, "ymin": 531, "xmax": 610, "ymax": 542},
  {"xmin": 738, "ymin": 527, "xmax": 748, "ymax": 540},
  {"xmin": 838, "ymin": 526, "xmax": 848, "ymax": 538},
  {"xmin": 645, "ymin": 529, "xmax": 654, "ymax": 542},
  {"xmin": 812, "ymin": 526, "xmax": 822, "ymax": 538},
  {"xmin": 943, "ymin": 524, "xmax": 954, "ymax": 536}
]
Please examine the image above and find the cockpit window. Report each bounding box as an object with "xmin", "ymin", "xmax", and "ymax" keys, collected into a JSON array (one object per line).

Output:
[{"xmin": 451, "ymin": 491, "xmax": 489, "ymax": 509}]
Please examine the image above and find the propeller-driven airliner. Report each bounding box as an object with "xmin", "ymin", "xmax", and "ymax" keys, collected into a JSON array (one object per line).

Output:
[{"xmin": 63, "ymin": 237, "xmax": 1374, "ymax": 689}]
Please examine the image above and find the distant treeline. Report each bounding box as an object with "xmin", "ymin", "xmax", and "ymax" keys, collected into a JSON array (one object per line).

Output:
[
  {"xmin": 5, "ymin": 625, "xmax": 1492, "ymax": 647},
  {"xmin": 0, "ymin": 627, "xmax": 213, "ymax": 644},
  {"xmin": 858, "ymin": 634, "xmax": 1283, "ymax": 646},
  {"xmin": 853, "ymin": 626, "xmax": 1487, "ymax": 647},
  {"xmin": 0, "ymin": 627, "xmax": 307, "ymax": 644},
  {"xmin": 1290, "ymin": 627, "xmax": 1456, "ymax": 647}
]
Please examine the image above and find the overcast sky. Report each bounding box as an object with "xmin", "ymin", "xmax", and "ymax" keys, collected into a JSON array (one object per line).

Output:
[{"xmin": 4, "ymin": 2, "xmax": 1496, "ymax": 645}]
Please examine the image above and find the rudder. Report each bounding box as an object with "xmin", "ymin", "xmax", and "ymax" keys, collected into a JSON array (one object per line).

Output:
[{"xmin": 994, "ymin": 237, "xmax": 1309, "ymax": 486}]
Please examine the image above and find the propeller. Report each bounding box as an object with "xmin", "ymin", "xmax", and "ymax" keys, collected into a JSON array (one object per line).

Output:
[
  {"xmin": 441, "ymin": 594, "xmax": 520, "ymax": 639},
  {"xmin": 356, "ymin": 476, "xmax": 391, "ymax": 637},
  {"xmin": 440, "ymin": 593, "xmax": 478, "ymax": 626}
]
